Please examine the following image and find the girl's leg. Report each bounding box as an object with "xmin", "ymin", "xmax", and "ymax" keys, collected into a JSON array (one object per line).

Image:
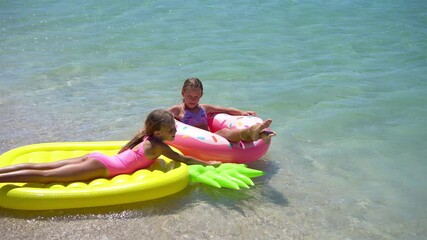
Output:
[
  {"xmin": 0, "ymin": 157, "xmax": 109, "ymax": 183},
  {"xmin": 216, "ymin": 119, "xmax": 273, "ymax": 142},
  {"xmin": 0, "ymin": 155, "xmax": 89, "ymax": 174},
  {"xmin": 215, "ymin": 128, "xmax": 244, "ymax": 142}
]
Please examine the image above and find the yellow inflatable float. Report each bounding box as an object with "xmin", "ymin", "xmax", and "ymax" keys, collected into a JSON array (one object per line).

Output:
[{"xmin": 0, "ymin": 141, "xmax": 189, "ymax": 210}]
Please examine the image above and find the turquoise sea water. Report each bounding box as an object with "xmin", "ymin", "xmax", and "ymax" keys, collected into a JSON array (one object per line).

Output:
[{"xmin": 1, "ymin": 0, "xmax": 426, "ymax": 239}]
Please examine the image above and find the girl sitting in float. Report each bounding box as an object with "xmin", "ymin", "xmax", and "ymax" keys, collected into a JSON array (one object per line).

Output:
[{"xmin": 167, "ymin": 77, "xmax": 276, "ymax": 163}]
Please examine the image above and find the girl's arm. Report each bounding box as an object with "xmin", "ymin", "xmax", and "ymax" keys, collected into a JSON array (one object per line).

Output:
[
  {"xmin": 156, "ymin": 143, "xmax": 220, "ymax": 165},
  {"xmin": 201, "ymin": 104, "xmax": 257, "ymax": 116}
]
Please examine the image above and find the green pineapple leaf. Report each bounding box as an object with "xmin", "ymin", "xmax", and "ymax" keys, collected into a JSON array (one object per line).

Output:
[{"xmin": 188, "ymin": 163, "xmax": 264, "ymax": 189}]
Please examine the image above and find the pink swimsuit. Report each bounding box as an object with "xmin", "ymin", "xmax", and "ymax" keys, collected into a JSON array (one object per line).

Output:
[{"xmin": 88, "ymin": 138, "xmax": 156, "ymax": 177}]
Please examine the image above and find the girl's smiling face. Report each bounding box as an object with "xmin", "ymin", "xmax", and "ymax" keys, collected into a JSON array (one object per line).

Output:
[{"xmin": 182, "ymin": 87, "xmax": 203, "ymax": 109}]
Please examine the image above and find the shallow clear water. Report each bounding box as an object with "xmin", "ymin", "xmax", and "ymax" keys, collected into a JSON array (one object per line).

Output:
[{"xmin": 1, "ymin": 0, "xmax": 426, "ymax": 239}]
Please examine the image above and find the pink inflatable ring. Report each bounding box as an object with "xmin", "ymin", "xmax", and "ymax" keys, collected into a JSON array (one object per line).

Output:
[{"xmin": 167, "ymin": 113, "xmax": 271, "ymax": 163}]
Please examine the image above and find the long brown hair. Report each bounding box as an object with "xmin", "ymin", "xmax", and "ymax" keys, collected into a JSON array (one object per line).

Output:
[{"xmin": 118, "ymin": 109, "xmax": 175, "ymax": 153}]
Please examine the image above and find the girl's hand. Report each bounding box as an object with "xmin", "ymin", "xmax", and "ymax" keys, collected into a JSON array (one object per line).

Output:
[
  {"xmin": 242, "ymin": 111, "xmax": 257, "ymax": 116},
  {"xmin": 206, "ymin": 160, "xmax": 221, "ymax": 165}
]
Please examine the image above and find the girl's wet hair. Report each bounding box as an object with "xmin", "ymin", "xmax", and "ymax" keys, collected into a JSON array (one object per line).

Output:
[
  {"xmin": 182, "ymin": 77, "xmax": 203, "ymax": 92},
  {"xmin": 119, "ymin": 109, "xmax": 174, "ymax": 153}
]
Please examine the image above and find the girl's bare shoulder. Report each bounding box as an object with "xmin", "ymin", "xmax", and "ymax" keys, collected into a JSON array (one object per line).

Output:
[{"xmin": 167, "ymin": 104, "xmax": 182, "ymax": 116}]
